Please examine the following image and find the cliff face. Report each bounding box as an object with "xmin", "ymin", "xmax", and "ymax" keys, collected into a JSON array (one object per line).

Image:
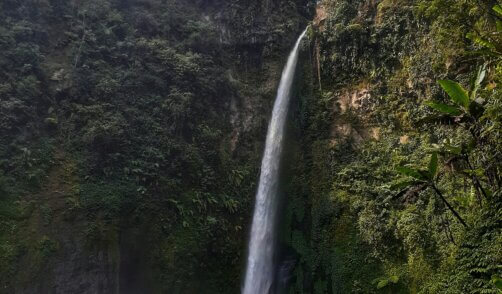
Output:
[
  {"xmin": 0, "ymin": 0, "xmax": 312, "ymax": 293},
  {"xmin": 284, "ymin": 0, "xmax": 502, "ymax": 293},
  {"xmin": 1, "ymin": 0, "xmax": 500, "ymax": 293}
]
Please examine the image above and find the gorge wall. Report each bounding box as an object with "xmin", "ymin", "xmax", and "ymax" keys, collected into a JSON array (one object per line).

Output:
[
  {"xmin": 284, "ymin": 0, "xmax": 501, "ymax": 293},
  {"xmin": 0, "ymin": 0, "xmax": 312, "ymax": 293},
  {"xmin": 0, "ymin": 0, "xmax": 500, "ymax": 293}
]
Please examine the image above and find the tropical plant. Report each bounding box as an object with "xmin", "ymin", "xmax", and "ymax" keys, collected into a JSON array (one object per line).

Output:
[
  {"xmin": 491, "ymin": 274, "xmax": 502, "ymax": 292},
  {"xmin": 466, "ymin": 4, "xmax": 502, "ymax": 57},
  {"xmin": 393, "ymin": 151, "xmax": 468, "ymax": 227},
  {"xmin": 372, "ymin": 274, "xmax": 399, "ymax": 290},
  {"xmin": 425, "ymin": 64, "xmax": 487, "ymax": 127}
]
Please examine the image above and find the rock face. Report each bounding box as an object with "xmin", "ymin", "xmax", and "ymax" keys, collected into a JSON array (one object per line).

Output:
[
  {"xmin": 283, "ymin": 1, "xmax": 501, "ymax": 293},
  {"xmin": 204, "ymin": 0, "xmax": 313, "ymax": 156},
  {"xmin": 0, "ymin": 0, "xmax": 313, "ymax": 293},
  {"xmin": 12, "ymin": 153, "xmax": 119, "ymax": 294}
]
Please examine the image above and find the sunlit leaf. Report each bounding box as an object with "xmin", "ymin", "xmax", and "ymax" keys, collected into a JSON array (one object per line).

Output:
[
  {"xmin": 377, "ymin": 279, "xmax": 389, "ymax": 289},
  {"xmin": 425, "ymin": 101, "xmax": 462, "ymax": 116},
  {"xmin": 493, "ymin": 5, "xmax": 502, "ymax": 16},
  {"xmin": 389, "ymin": 275, "xmax": 399, "ymax": 284},
  {"xmin": 466, "ymin": 32, "xmax": 496, "ymax": 49},
  {"xmin": 463, "ymin": 168, "xmax": 485, "ymax": 178},
  {"xmin": 470, "ymin": 64, "xmax": 487, "ymax": 100},
  {"xmin": 438, "ymin": 80, "xmax": 470, "ymax": 108}
]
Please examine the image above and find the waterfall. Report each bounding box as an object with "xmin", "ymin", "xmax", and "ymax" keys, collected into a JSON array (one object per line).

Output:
[{"xmin": 243, "ymin": 29, "xmax": 307, "ymax": 294}]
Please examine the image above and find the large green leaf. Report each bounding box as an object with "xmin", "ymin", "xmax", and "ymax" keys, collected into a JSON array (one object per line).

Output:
[
  {"xmin": 425, "ymin": 101, "xmax": 462, "ymax": 116},
  {"xmin": 428, "ymin": 152, "xmax": 438, "ymax": 179},
  {"xmin": 466, "ymin": 33, "xmax": 497, "ymax": 50},
  {"xmin": 493, "ymin": 5, "xmax": 502, "ymax": 16},
  {"xmin": 438, "ymin": 80, "xmax": 470, "ymax": 108},
  {"xmin": 470, "ymin": 64, "xmax": 487, "ymax": 100},
  {"xmin": 377, "ymin": 279, "xmax": 389, "ymax": 289}
]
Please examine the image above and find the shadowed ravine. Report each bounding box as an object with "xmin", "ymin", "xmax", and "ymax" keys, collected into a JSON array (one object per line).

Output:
[{"xmin": 242, "ymin": 29, "xmax": 307, "ymax": 294}]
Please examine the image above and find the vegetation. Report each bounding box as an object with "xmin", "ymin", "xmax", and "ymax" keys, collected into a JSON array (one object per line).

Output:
[
  {"xmin": 0, "ymin": 0, "xmax": 500, "ymax": 293},
  {"xmin": 287, "ymin": 0, "xmax": 501, "ymax": 293},
  {"xmin": 0, "ymin": 0, "xmax": 310, "ymax": 292}
]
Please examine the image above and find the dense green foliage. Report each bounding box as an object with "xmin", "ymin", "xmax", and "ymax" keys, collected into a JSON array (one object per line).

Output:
[
  {"xmin": 285, "ymin": 0, "xmax": 501, "ymax": 293},
  {"xmin": 0, "ymin": 0, "xmax": 310, "ymax": 292},
  {"xmin": 0, "ymin": 0, "xmax": 500, "ymax": 293}
]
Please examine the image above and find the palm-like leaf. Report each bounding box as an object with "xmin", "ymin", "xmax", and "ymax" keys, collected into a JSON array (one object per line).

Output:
[
  {"xmin": 425, "ymin": 101, "xmax": 462, "ymax": 116},
  {"xmin": 493, "ymin": 5, "xmax": 502, "ymax": 16},
  {"xmin": 470, "ymin": 64, "xmax": 486, "ymax": 100},
  {"xmin": 438, "ymin": 80, "xmax": 470, "ymax": 108},
  {"xmin": 466, "ymin": 33, "xmax": 497, "ymax": 50}
]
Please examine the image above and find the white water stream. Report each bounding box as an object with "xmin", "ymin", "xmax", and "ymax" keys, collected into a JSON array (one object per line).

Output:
[{"xmin": 243, "ymin": 29, "xmax": 307, "ymax": 294}]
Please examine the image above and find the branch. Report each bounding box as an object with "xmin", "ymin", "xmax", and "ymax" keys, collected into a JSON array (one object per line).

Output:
[{"xmin": 431, "ymin": 184, "xmax": 468, "ymax": 228}]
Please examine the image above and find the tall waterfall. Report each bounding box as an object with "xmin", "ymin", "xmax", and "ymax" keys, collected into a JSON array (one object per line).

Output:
[{"xmin": 243, "ymin": 29, "xmax": 307, "ymax": 294}]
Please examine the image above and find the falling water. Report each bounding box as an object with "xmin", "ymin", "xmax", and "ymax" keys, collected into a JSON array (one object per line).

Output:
[{"xmin": 243, "ymin": 29, "xmax": 307, "ymax": 294}]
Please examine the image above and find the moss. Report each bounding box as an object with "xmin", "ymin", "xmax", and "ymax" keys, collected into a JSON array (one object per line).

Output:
[
  {"xmin": 291, "ymin": 0, "xmax": 502, "ymax": 292},
  {"xmin": 37, "ymin": 236, "xmax": 59, "ymax": 257}
]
